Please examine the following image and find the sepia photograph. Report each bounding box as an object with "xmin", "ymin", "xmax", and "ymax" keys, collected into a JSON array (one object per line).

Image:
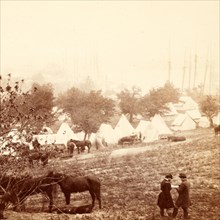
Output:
[{"xmin": 0, "ymin": 1, "xmax": 219, "ymax": 219}]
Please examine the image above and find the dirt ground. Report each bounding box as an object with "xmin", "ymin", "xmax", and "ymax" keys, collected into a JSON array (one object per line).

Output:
[{"xmin": 2, "ymin": 128, "xmax": 220, "ymax": 220}]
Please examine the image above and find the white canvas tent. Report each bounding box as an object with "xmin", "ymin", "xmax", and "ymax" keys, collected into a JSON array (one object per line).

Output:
[
  {"xmin": 151, "ymin": 114, "xmax": 173, "ymax": 137},
  {"xmin": 198, "ymin": 116, "xmax": 210, "ymax": 128},
  {"xmin": 76, "ymin": 131, "xmax": 86, "ymax": 140},
  {"xmin": 171, "ymin": 113, "xmax": 196, "ymax": 131},
  {"xmin": 114, "ymin": 114, "xmax": 134, "ymax": 140},
  {"xmin": 174, "ymin": 96, "xmax": 199, "ymax": 112},
  {"xmin": 213, "ymin": 112, "xmax": 220, "ymax": 125},
  {"xmin": 88, "ymin": 132, "xmax": 96, "ymax": 145},
  {"xmin": 164, "ymin": 102, "xmax": 178, "ymax": 116},
  {"xmin": 135, "ymin": 120, "xmax": 159, "ymax": 143},
  {"xmin": 186, "ymin": 109, "xmax": 201, "ymax": 123},
  {"xmin": 96, "ymin": 123, "xmax": 117, "ymax": 144},
  {"xmin": 135, "ymin": 120, "xmax": 151, "ymax": 134},
  {"xmin": 56, "ymin": 122, "xmax": 78, "ymax": 145},
  {"xmin": 33, "ymin": 134, "xmax": 56, "ymax": 145}
]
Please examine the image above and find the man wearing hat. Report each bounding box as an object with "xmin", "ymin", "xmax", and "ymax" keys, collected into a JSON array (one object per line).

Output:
[
  {"xmin": 172, "ymin": 173, "xmax": 191, "ymax": 219},
  {"xmin": 157, "ymin": 174, "xmax": 175, "ymax": 217}
]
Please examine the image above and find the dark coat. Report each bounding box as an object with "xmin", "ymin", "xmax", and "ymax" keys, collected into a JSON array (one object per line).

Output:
[
  {"xmin": 175, "ymin": 180, "xmax": 191, "ymax": 208},
  {"xmin": 157, "ymin": 179, "xmax": 174, "ymax": 209}
]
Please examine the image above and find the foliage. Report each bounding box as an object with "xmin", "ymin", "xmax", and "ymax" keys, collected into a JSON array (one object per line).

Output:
[
  {"xmin": 0, "ymin": 74, "xmax": 55, "ymax": 138},
  {"xmin": 141, "ymin": 82, "xmax": 180, "ymax": 117},
  {"xmin": 117, "ymin": 86, "xmax": 142, "ymax": 123},
  {"xmin": 200, "ymin": 95, "xmax": 219, "ymax": 127},
  {"xmin": 57, "ymin": 88, "xmax": 115, "ymax": 137}
]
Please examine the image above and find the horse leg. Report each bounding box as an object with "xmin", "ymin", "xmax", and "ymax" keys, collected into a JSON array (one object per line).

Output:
[
  {"xmin": 64, "ymin": 192, "xmax": 71, "ymax": 205},
  {"xmin": 46, "ymin": 189, "xmax": 53, "ymax": 213},
  {"xmin": 95, "ymin": 191, "xmax": 101, "ymax": 209},
  {"xmin": 89, "ymin": 191, "xmax": 96, "ymax": 207}
]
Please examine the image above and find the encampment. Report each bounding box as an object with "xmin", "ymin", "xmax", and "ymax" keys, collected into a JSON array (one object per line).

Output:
[{"xmin": 114, "ymin": 114, "xmax": 134, "ymax": 140}]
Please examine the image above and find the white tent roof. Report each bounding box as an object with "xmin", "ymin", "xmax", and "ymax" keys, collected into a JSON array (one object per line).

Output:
[
  {"xmin": 174, "ymin": 96, "xmax": 199, "ymax": 111},
  {"xmin": 186, "ymin": 109, "xmax": 201, "ymax": 121},
  {"xmin": 213, "ymin": 112, "xmax": 220, "ymax": 125},
  {"xmin": 179, "ymin": 96, "xmax": 199, "ymax": 110},
  {"xmin": 34, "ymin": 134, "xmax": 56, "ymax": 145},
  {"xmin": 56, "ymin": 122, "xmax": 78, "ymax": 145},
  {"xmin": 76, "ymin": 131, "xmax": 85, "ymax": 140},
  {"xmin": 135, "ymin": 120, "xmax": 151, "ymax": 133},
  {"xmin": 151, "ymin": 114, "xmax": 173, "ymax": 136},
  {"xmin": 142, "ymin": 122, "xmax": 159, "ymax": 143},
  {"xmin": 171, "ymin": 113, "xmax": 196, "ymax": 131},
  {"xmin": 114, "ymin": 114, "xmax": 134, "ymax": 139},
  {"xmin": 164, "ymin": 102, "xmax": 178, "ymax": 116},
  {"xmin": 96, "ymin": 123, "xmax": 117, "ymax": 144},
  {"xmin": 198, "ymin": 116, "xmax": 210, "ymax": 128}
]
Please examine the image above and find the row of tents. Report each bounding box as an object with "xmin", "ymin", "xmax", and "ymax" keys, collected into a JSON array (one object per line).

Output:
[
  {"xmin": 2, "ymin": 96, "xmax": 219, "ymax": 150},
  {"xmin": 34, "ymin": 112, "xmax": 219, "ymax": 147},
  {"xmin": 34, "ymin": 114, "xmax": 171, "ymax": 146},
  {"xmin": 33, "ymin": 96, "xmax": 220, "ymax": 147}
]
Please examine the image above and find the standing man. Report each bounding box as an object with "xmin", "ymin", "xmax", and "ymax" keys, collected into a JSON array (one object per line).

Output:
[
  {"xmin": 157, "ymin": 173, "xmax": 175, "ymax": 217},
  {"xmin": 173, "ymin": 173, "xmax": 191, "ymax": 219}
]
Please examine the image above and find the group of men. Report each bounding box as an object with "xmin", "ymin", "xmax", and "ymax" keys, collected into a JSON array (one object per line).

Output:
[{"xmin": 157, "ymin": 173, "xmax": 191, "ymax": 219}]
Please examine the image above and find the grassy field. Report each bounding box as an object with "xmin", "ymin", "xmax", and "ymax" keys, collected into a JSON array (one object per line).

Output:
[{"xmin": 3, "ymin": 128, "xmax": 220, "ymax": 220}]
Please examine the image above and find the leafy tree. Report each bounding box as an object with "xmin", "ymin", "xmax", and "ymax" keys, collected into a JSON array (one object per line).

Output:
[
  {"xmin": 57, "ymin": 88, "xmax": 115, "ymax": 138},
  {"xmin": 141, "ymin": 82, "xmax": 180, "ymax": 117},
  {"xmin": 200, "ymin": 95, "xmax": 219, "ymax": 127},
  {"xmin": 0, "ymin": 74, "xmax": 55, "ymax": 138},
  {"xmin": 117, "ymin": 86, "xmax": 142, "ymax": 123},
  {"xmin": 0, "ymin": 74, "xmax": 56, "ymax": 218}
]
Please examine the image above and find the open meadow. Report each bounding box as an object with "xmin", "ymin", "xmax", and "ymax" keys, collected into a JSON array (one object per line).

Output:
[{"xmin": 3, "ymin": 128, "xmax": 220, "ymax": 220}]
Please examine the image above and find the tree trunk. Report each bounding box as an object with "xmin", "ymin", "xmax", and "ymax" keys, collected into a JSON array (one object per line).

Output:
[
  {"xmin": 129, "ymin": 113, "xmax": 133, "ymax": 123},
  {"xmin": 209, "ymin": 117, "xmax": 214, "ymax": 127},
  {"xmin": 84, "ymin": 132, "xmax": 87, "ymax": 140}
]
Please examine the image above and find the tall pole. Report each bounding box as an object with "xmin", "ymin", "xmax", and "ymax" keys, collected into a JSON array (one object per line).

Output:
[
  {"xmin": 168, "ymin": 40, "xmax": 171, "ymax": 82},
  {"xmin": 188, "ymin": 49, "xmax": 192, "ymax": 90},
  {"xmin": 193, "ymin": 44, "xmax": 197, "ymax": 88},
  {"xmin": 209, "ymin": 52, "xmax": 212, "ymax": 95},
  {"xmin": 181, "ymin": 50, "xmax": 186, "ymax": 93},
  {"xmin": 203, "ymin": 47, "xmax": 209, "ymax": 95}
]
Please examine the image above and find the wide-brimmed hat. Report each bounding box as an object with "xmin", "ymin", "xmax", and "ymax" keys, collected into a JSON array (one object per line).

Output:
[
  {"xmin": 165, "ymin": 174, "xmax": 173, "ymax": 179},
  {"xmin": 179, "ymin": 173, "xmax": 187, "ymax": 178}
]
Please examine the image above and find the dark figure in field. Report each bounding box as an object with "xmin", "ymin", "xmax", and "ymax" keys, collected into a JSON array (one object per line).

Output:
[
  {"xmin": 52, "ymin": 172, "xmax": 101, "ymax": 209},
  {"xmin": 167, "ymin": 136, "xmax": 186, "ymax": 142},
  {"xmin": 157, "ymin": 174, "xmax": 174, "ymax": 217},
  {"xmin": 28, "ymin": 151, "xmax": 49, "ymax": 167},
  {"xmin": 67, "ymin": 140, "xmax": 76, "ymax": 155},
  {"xmin": 32, "ymin": 138, "xmax": 41, "ymax": 150},
  {"xmin": 69, "ymin": 139, "xmax": 92, "ymax": 154},
  {"xmin": 214, "ymin": 124, "xmax": 220, "ymax": 136},
  {"xmin": 172, "ymin": 173, "xmax": 191, "ymax": 219}
]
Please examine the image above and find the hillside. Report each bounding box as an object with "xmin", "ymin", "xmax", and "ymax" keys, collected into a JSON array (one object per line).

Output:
[{"xmin": 3, "ymin": 128, "xmax": 220, "ymax": 220}]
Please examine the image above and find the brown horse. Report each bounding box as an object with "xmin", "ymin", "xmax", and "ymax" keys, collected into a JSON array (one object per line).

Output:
[
  {"xmin": 28, "ymin": 151, "xmax": 49, "ymax": 167},
  {"xmin": 214, "ymin": 125, "xmax": 220, "ymax": 136},
  {"xmin": 51, "ymin": 172, "xmax": 101, "ymax": 209},
  {"xmin": 69, "ymin": 139, "xmax": 92, "ymax": 154}
]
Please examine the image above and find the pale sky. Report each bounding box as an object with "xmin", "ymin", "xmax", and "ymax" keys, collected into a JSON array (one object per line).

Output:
[{"xmin": 0, "ymin": 1, "xmax": 219, "ymax": 95}]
